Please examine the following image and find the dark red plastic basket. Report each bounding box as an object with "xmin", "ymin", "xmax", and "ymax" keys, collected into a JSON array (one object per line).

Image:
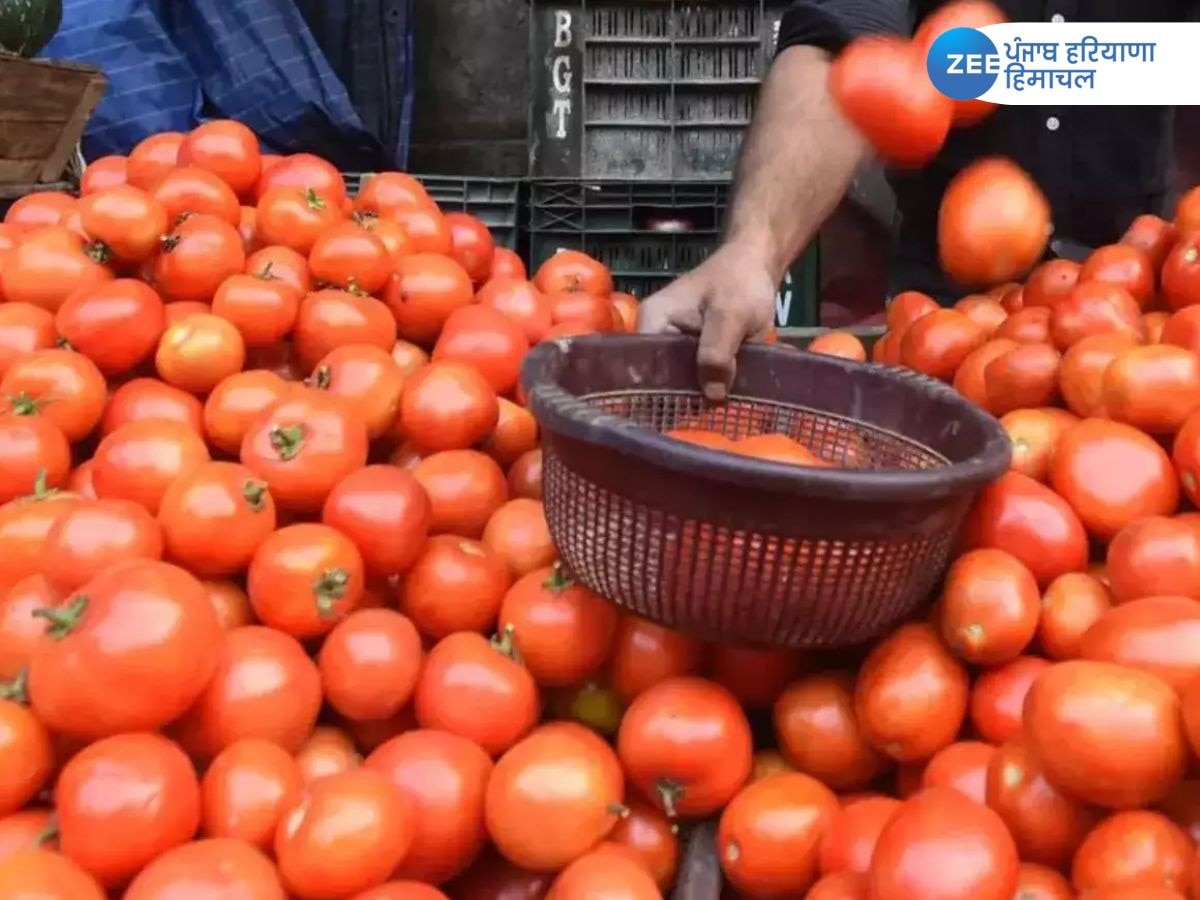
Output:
[{"xmin": 521, "ymin": 334, "xmax": 1011, "ymax": 648}]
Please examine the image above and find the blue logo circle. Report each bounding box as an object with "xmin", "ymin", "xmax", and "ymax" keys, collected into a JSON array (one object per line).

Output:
[{"xmin": 926, "ymin": 27, "xmax": 999, "ymax": 101}]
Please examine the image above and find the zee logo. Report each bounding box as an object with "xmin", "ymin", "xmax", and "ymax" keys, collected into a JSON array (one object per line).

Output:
[{"xmin": 926, "ymin": 26, "xmax": 1001, "ymax": 101}]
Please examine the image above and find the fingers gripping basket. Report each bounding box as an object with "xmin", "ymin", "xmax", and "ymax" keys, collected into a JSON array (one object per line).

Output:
[{"xmin": 522, "ymin": 335, "xmax": 1011, "ymax": 648}]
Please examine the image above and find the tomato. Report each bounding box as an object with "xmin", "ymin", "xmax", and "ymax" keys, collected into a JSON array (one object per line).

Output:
[
  {"xmin": 237, "ymin": 204, "xmax": 259, "ymax": 251},
  {"xmin": 1073, "ymin": 811, "xmax": 1192, "ymax": 895},
  {"xmin": 533, "ymin": 250, "xmax": 613, "ymax": 297},
  {"xmin": 484, "ymin": 724, "xmax": 623, "ymax": 872},
  {"xmin": 202, "ymin": 369, "xmax": 289, "ymax": 455},
  {"xmin": 0, "ymin": 477, "xmax": 79, "ymax": 589},
  {"xmin": 507, "ymin": 448, "xmax": 543, "ymax": 501},
  {"xmin": 240, "ymin": 389, "xmax": 369, "ymax": 513},
  {"xmin": 490, "ymin": 247, "xmax": 527, "ymax": 282},
  {"xmin": 385, "ymin": 253, "xmax": 475, "ymax": 345},
  {"xmin": 985, "ymin": 739, "xmax": 1098, "ymax": 870},
  {"xmin": 275, "ymin": 768, "xmax": 412, "ymax": 899},
  {"xmin": 0, "ymin": 226, "xmax": 113, "ymax": 312},
  {"xmin": 321, "ymin": 465, "xmax": 430, "ymax": 577},
  {"xmin": 413, "ymin": 631, "xmax": 540, "ymax": 756},
  {"xmin": 982, "ymin": 343, "xmax": 1061, "ymax": 415},
  {"xmin": 1079, "ymin": 244, "xmax": 1156, "ymax": 309},
  {"xmin": 772, "ymin": 672, "xmax": 886, "ymax": 792},
  {"xmin": 819, "ymin": 795, "xmax": 900, "ymax": 876},
  {"xmin": 445, "ymin": 212, "xmax": 496, "ymax": 283},
  {"xmin": 1010, "ymin": 863, "xmax": 1075, "ymax": 900},
  {"xmin": 124, "ymin": 837, "xmax": 284, "ymax": 899},
  {"xmin": 936, "ymin": 548, "xmax": 1039, "ymax": 665},
  {"xmin": 0, "ymin": 576, "xmax": 57, "ymax": 679},
  {"xmin": 1079, "ymin": 596, "xmax": 1200, "ymax": 692},
  {"xmin": 92, "ymin": 419, "xmax": 211, "ymax": 515},
  {"xmin": 954, "ymin": 295, "xmax": 1008, "ymax": 335},
  {"xmin": 898, "ymin": 309, "xmax": 986, "ymax": 380},
  {"xmin": 1101, "ymin": 345, "xmax": 1200, "ymax": 433},
  {"xmin": 961, "ymin": 471, "xmax": 1091, "ymax": 587},
  {"xmin": 0, "ymin": 303, "xmax": 54, "ymax": 380},
  {"xmin": 400, "ymin": 366, "xmax": 500, "ymax": 458},
  {"xmin": 480, "ymin": 498, "xmax": 554, "ymax": 579},
  {"xmin": 55, "ymin": 732, "xmax": 200, "ymax": 887},
  {"xmin": 412, "ymin": 449, "xmax": 508, "ymax": 539},
  {"xmin": 54, "ymin": 280, "xmax": 164, "ymax": 376},
  {"xmin": 292, "ymin": 291, "xmax": 395, "ymax": 374},
  {"xmin": 1106, "ymin": 516, "xmax": 1200, "ymax": 603},
  {"xmin": 547, "ymin": 290, "xmax": 613, "ymax": 333},
  {"xmin": 389, "ymin": 338, "xmax": 429, "ymax": 377},
  {"xmin": 365, "ymin": 730, "xmax": 493, "ymax": 884},
  {"xmin": 80, "ymin": 157, "xmax": 128, "ymax": 197},
  {"xmin": 211, "ymin": 269, "xmax": 301, "ymax": 347},
  {"xmin": 126, "ymin": 132, "xmax": 184, "ymax": 190},
  {"xmin": 255, "ymin": 153, "xmax": 347, "ymax": 208},
  {"xmin": 617, "ymin": 677, "xmax": 751, "ymax": 818},
  {"xmin": 0, "ymin": 412, "xmax": 69, "ymax": 502},
  {"xmin": 611, "ymin": 292, "xmax": 639, "ymax": 332},
  {"xmin": 353, "ymin": 172, "xmax": 430, "ymax": 218},
  {"xmin": 1036, "ymin": 572, "xmax": 1112, "ymax": 660},
  {"xmin": 1162, "ymin": 306, "xmax": 1200, "ymax": 356},
  {"xmin": 969, "ymin": 655, "xmax": 1048, "ymax": 745},
  {"xmin": 940, "ymin": 158, "xmax": 1049, "ymax": 287},
  {"xmin": 1123, "ymin": 214, "xmax": 1178, "ymax": 269},
  {"xmin": 1024, "ymin": 259, "xmax": 1081, "ymax": 309},
  {"xmin": 29, "ymin": 560, "xmax": 219, "ymax": 738},
  {"xmin": 0, "ymin": 348, "xmax": 106, "ymax": 443},
  {"xmin": 38, "ymin": 497, "xmax": 163, "ymax": 594},
  {"xmin": 78, "ymin": 183, "xmax": 168, "ymax": 264},
  {"xmin": 203, "ymin": 579, "xmax": 255, "ymax": 629},
  {"xmin": 308, "ymin": 221, "xmax": 392, "ymax": 294},
  {"xmin": 245, "ymin": 244, "xmax": 313, "ymax": 295},
  {"xmin": 153, "ymin": 213, "xmax": 246, "ymax": 302},
  {"xmin": 0, "ymin": 849, "xmax": 105, "ymax": 899},
  {"xmin": 607, "ymin": 613, "xmax": 705, "ymax": 703},
  {"xmin": 310, "ymin": 344, "xmax": 405, "ymax": 438},
  {"xmin": 0, "ymin": 808, "xmax": 55, "ymax": 861},
  {"xmin": 497, "ymin": 564, "xmax": 618, "ymax": 687},
  {"xmin": 1001, "ymin": 408, "xmax": 1079, "ymax": 482},
  {"xmin": 716, "ymin": 771, "xmax": 838, "ymax": 897},
  {"xmin": 884, "ymin": 292, "xmax": 936, "ymax": 335},
  {"xmin": 294, "ymin": 727, "xmax": 359, "ymax": 785},
  {"xmin": 157, "ymin": 461, "xmax": 275, "ymax": 576},
  {"xmin": 433, "ymin": 305, "xmax": 529, "ymax": 396},
  {"xmin": 317, "ymin": 609, "xmax": 422, "ymax": 722},
  {"xmin": 247, "ymin": 522, "xmax": 364, "ymax": 638},
  {"xmin": 1051, "ymin": 418, "xmax": 1179, "ymax": 540},
  {"xmin": 151, "ymin": 166, "xmax": 241, "ymax": 224},
  {"xmin": 3, "ymin": 192, "xmax": 76, "ymax": 231},
  {"xmin": 1172, "ymin": 406, "xmax": 1200, "ymax": 506},
  {"xmin": 350, "ymin": 883, "xmax": 451, "ymax": 900},
  {"xmin": 483, "ymin": 399, "xmax": 538, "ymax": 468},
  {"xmin": 394, "ymin": 205, "xmax": 453, "ymax": 255},
  {"xmin": 0, "ymin": 696, "xmax": 51, "ymax": 817},
  {"xmin": 360, "ymin": 215, "xmax": 412, "ymax": 267},
  {"xmin": 994, "ymin": 305, "xmax": 1053, "ymax": 344},
  {"xmin": 808, "ymin": 871, "xmax": 869, "ymax": 900},
  {"xmin": 1058, "ymin": 332, "xmax": 1139, "ymax": 418},
  {"xmin": 177, "ymin": 120, "xmax": 261, "ymax": 197},
  {"xmin": 1162, "ymin": 232, "xmax": 1200, "ymax": 311},
  {"xmin": 1025, "ymin": 660, "xmax": 1186, "ymax": 808},
  {"xmin": 1051, "ymin": 280, "xmax": 1144, "ymax": 350},
  {"xmin": 870, "ymin": 787, "xmax": 1019, "ymax": 900},
  {"xmin": 155, "ymin": 313, "xmax": 246, "ymax": 395},
  {"xmin": 853, "ymin": 623, "xmax": 968, "ymax": 763},
  {"xmin": 606, "ymin": 799, "xmax": 677, "ymax": 890},
  {"xmin": 173, "ymin": 624, "xmax": 320, "ymax": 760},
  {"xmin": 545, "ymin": 849, "xmax": 659, "ymax": 900},
  {"xmin": 952, "ymin": 338, "xmax": 1018, "ymax": 406},
  {"xmin": 919, "ymin": 741, "xmax": 994, "ymax": 806}
]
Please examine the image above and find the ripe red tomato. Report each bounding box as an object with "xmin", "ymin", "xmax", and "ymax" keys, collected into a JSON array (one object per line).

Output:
[
  {"xmin": 1052, "ymin": 280, "xmax": 1144, "ymax": 350},
  {"xmin": 385, "ymin": 253, "xmax": 475, "ymax": 345},
  {"xmin": 1103, "ymin": 345, "xmax": 1200, "ymax": 434},
  {"xmin": 101, "ymin": 377, "xmax": 203, "ymax": 436},
  {"xmin": 0, "ymin": 303, "xmax": 54, "ymax": 380},
  {"xmin": 481, "ymin": 500, "xmax": 555, "ymax": 580},
  {"xmin": 199, "ymin": 370, "xmax": 285, "ymax": 455},
  {"xmin": 173, "ymin": 625, "xmax": 321, "ymax": 760},
  {"xmin": 960, "ymin": 471, "xmax": 1090, "ymax": 587},
  {"xmin": 401, "ymin": 535, "xmax": 510, "ymax": 638},
  {"xmin": 606, "ymin": 799, "xmax": 678, "ymax": 890},
  {"xmin": 773, "ymin": 672, "xmax": 887, "ymax": 792},
  {"xmin": 1025, "ymin": 660, "xmax": 1187, "ymax": 808},
  {"xmin": 994, "ymin": 306, "xmax": 1053, "ymax": 344},
  {"xmin": 293, "ymin": 727, "xmax": 359, "ymax": 785},
  {"xmin": 433, "ymin": 304, "xmax": 529, "ymax": 395},
  {"xmin": 80, "ymin": 155, "xmax": 128, "ymax": 195},
  {"xmin": 953, "ymin": 338, "xmax": 1019, "ymax": 406},
  {"xmin": 937, "ymin": 548, "xmax": 1039, "ymax": 665},
  {"xmin": 1162, "ymin": 231, "xmax": 1200, "ymax": 311},
  {"xmin": 899, "ymin": 309, "xmax": 986, "ymax": 380},
  {"xmin": 309, "ymin": 220, "xmax": 393, "ymax": 294},
  {"xmin": 533, "ymin": 250, "xmax": 613, "ymax": 298},
  {"xmin": 0, "ymin": 697, "xmax": 52, "ymax": 817},
  {"xmin": 1080, "ymin": 243, "xmax": 1156, "ymax": 309},
  {"xmin": 151, "ymin": 165, "xmax": 241, "ymax": 225},
  {"xmin": 4, "ymin": 192, "xmax": 76, "ymax": 231},
  {"xmin": 1079, "ymin": 596, "xmax": 1200, "ymax": 692},
  {"xmin": 0, "ymin": 226, "xmax": 113, "ymax": 313},
  {"xmin": 318, "ymin": 609, "xmax": 422, "ymax": 722},
  {"xmin": 507, "ymin": 448, "xmax": 543, "ymax": 501},
  {"xmin": 869, "ymin": 787, "xmax": 1019, "ymax": 900},
  {"xmin": 1123, "ymin": 213, "xmax": 1178, "ymax": 270},
  {"xmin": 153, "ymin": 213, "xmax": 246, "ymax": 302},
  {"xmin": 618, "ymin": 677, "xmax": 752, "ymax": 818},
  {"xmin": 483, "ymin": 399, "xmax": 539, "ymax": 467},
  {"xmin": 154, "ymin": 313, "xmax": 246, "ymax": 395},
  {"xmin": 29, "ymin": 560, "xmax": 220, "ymax": 738},
  {"xmin": 56, "ymin": 732, "xmax": 201, "ymax": 887},
  {"xmin": 211, "ymin": 269, "xmax": 301, "ymax": 347},
  {"xmin": 829, "ymin": 37, "xmax": 952, "ymax": 168},
  {"xmin": 201, "ymin": 738, "xmax": 302, "ymax": 850},
  {"xmin": 544, "ymin": 848, "xmax": 660, "ymax": 900},
  {"xmin": 607, "ymin": 613, "xmax": 705, "ymax": 703},
  {"xmin": 413, "ymin": 631, "xmax": 540, "ymax": 756},
  {"xmin": 0, "ymin": 412, "xmax": 69, "ymax": 502},
  {"xmin": 353, "ymin": 172, "xmax": 431, "ymax": 218},
  {"xmin": 275, "ymin": 768, "xmax": 413, "ymax": 899},
  {"xmin": 255, "ymin": 153, "xmax": 348, "ymax": 207},
  {"xmin": 393, "ymin": 205, "xmax": 453, "ymax": 255},
  {"xmin": 365, "ymin": 729, "xmax": 492, "ymax": 885},
  {"xmin": 126, "ymin": 132, "xmax": 184, "ymax": 191},
  {"xmin": 0, "ymin": 808, "xmax": 56, "ymax": 862},
  {"xmin": 920, "ymin": 741, "xmax": 994, "ymax": 805},
  {"xmin": 969, "ymin": 655, "xmax": 1048, "ymax": 744},
  {"xmin": 853, "ymin": 623, "xmax": 969, "ymax": 763},
  {"xmin": 1072, "ymin": 811, "xmax": 1192, "ymax": 895},
  {"xmin": 1107, "ymin": 516, "xmax": 1200, "ymax": 602},
  {"xmin": 497, "ymin": 564, "xmax": 619, "ymax": 687},
  {"xmin": 256, "ymin": 186, "xmax": 343, "ymax": 254},
  {"xmin": 1059, "ymin": 331, "xmax": 1141, "ymax": 417},
  {"xmin": 292, "ymin": 288, "xmax": 396, "ymax": 371},
  {"xmin": 1172, "ymin": 407, "xmax": 1200, "ymax": 506},
  {"xmin": 478, "ymin": 279, "xmax": 553, "ymax": 345},
  {"xmin": 1001, "ymin": 407, "xmax": 1079, "ymax": 482},
  {"xmin": 982, "ymin": 343, "xmax": 1062, "ymax": 415},
  {"xmin": 0, "ymin": 576, "xmax": 58, "ymax": 680},
  {"xmin": 1024, "ymin": 259, "xmax": 1081, "ymax": 309},
  {"xmin": 92, "ymin": 419, "xmax": 211, "ymax": 515},
  {"xmin": 311, "ymin": 344, "xmax": 406, "ymax": 440},
  {"xmin": 985, "ymin": 739, "xmax": 1099, "ymax": 870},
  {"xmin": 1038, "ymin": 572, "xmax": 1114, "ymax": 659},
  {"xmin": 38, "ymin": 497, "xmax": 163, "ymax": 594},
  {"xmin": 547, "ymin": 290, "xmax": 614, "ymax": 333},
  {"xmin": 55, "ymin": 279, "xmax": 166, "ymax": 376},
  {"xmin": 939, "ymin": 158, "xmax": 1049, "ymax": 288},
  {"xmin": 321, "ymin": 465, "xmax": 430, "ymax": 576},
  {"xmin": 490, "ymin": 247, "xmax": 527, "ymax": 282},
  {"xmin": 0, "ymin": 347, "xmax": 106, "ymax": 443},
  {"xmin": 445, "ymin": 212, "xmax": 496, "ymax": 283},
  {"xmin": 0, "ymin": 849, "xmax": 105, "ymax": 899},
  {"xmin": 819, "ymin": 795, "xmax": 901, "ymax": 877},
  {"xmin": 78, "ymin": 183, "xmax": 169, "ymax": 264},
  {"xmin": 240, "ymin": 389, "xmax": 369, "ymax": 513},
  {"xmin": 124, "ymin": 837, "xmax": 285, "ymax": 899},
  {"xmin": 401, "ymin": 363, "xmax": 500, "ymax": 453},
  {"xmin": 412, "ymin": 449, "xmax": 508, "ymax": 538},
  {"xmin": 178, "ymin": 119, "xmax": 262, "ymax": 197}
]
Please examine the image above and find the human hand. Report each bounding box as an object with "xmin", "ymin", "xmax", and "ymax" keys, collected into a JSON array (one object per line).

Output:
[{"xmin": 637, "ymin": 243, "xmax": 777, "ymax": 401}]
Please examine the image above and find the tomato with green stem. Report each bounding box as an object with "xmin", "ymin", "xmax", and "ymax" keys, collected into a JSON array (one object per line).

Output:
[
  {"xmin": 0, "ymin": 413, "xmax": 70, "ymax": 504},
  {"xmin": 0, "ymin": 226, "xmax": 113, "ymax": 314},
  {"xmin": 151, "ymin": 166, "xmax": 241, "ymax": 225},
  {"xmin": 308, "ymin": 220, "xmax": 392, "ymax": 294},
  {"xmin": 309, "ymin": 344, "xmax": 407, "ymax": 440},
  {"xmin": 153, "ymin": 213, "xmax": 246, "ymax": 303},
  {"xmin": 202, "ymin": 369, "xmax": 290, "ymax": 456},
  {"xmin": 211, "ymin": 267, "xmax": 302, "ymax": 347},
  {"xmin": 0, "ymin": 681, "xmax": 53, "ymax": 817}
]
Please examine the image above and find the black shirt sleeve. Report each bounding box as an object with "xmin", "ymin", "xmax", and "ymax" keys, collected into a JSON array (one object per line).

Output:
[{"xmin": 776, "ymin": 0, "xmax": 911, "ymax": 57}]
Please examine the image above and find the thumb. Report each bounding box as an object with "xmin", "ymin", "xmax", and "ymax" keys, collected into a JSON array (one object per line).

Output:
[{"xmin": 696, "ymin": 305, "xmax": 746, "ymax": 402}]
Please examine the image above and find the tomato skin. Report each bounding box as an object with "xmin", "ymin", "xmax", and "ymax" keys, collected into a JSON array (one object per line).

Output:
[
  {"xmin": 201, "ymin": 738, "xmax": 302, "ymax": 850},
  {"xmin": 4, "ymin": 191, "xmax": 76, "ymax": 231},
  {"xmin": 433, "ymin": 304, "xmax": 529, "ymax": 396},
  {"xmin": 0, "ymin": 698, "xmax": 52, "ymax": 817},
  {"xmin": 853, "ymin": 623, "xmax": 969, "ymax": 763},
  {"xmin": 773, "ymin": 672, "xmax": 888, "ymax": 792},
  {"xmin": 126, "ymin": 132, "xmax": 184, "ymax": 190},
  {"xmin": 1039, "ymin": 572, "xmax": 1114, "ymax": 659},
  {"xmin": 56, "ymin": 732, "xmax": 201, "ymax": 888},
  {"xmin": 308, "ymin": 220, "xmax": 392, "ymax": 294},
  {"xmin": 808, "ymin": 870, "xmax": 870, "ymax": 900},
  {"xmin": 1072, "ymin": 811, "xmax": 1193, "ymax": 896},
  {"xmin": 123, "ymin": 837, "xmax": 285, "ymax": 900},
  {"xmin": 29, "ymin": 560, "xmax": 221, "ymax": 738},
  {"xmin": 1025, "ymin": 660, "xmax": 1187, "ymax": 809},
  {"xmin": 1001, "ymin": 407, "xmax": 1079, "ymax": 482},
  {"xmin": 1, "ymin": 347, "xmax": 107, "ymax": 442},
  {"xmin": 898, "ymin": 309, "xmax": 986, "ymax": 380},
  {"xmin": 0, "ymin": 413, "xmax": 70, "ymax": 502},
  {"xmin": 1103, "ymin": 345, "xmax": 1200, "ymax": 433},
  {"xmin": 1123, "ymin": 213, "xmax": 1178, "ymax": 269},
  {"xmin": 1080, "ymin": 243, "xmax": 1156, "ymax": 308},
  {"xmin": 544, "ymin": 848, "xmax": 660, "ymax": 900},
  {"xmin": 1162, "ymin": 231, "xmax": 1200, "ymax": 311},
  {"xmin": 969, "ymin": 655, "xmax": 1048, "ymax": 744},
  {"xmin": 607, "ymin": 613, "xmax": 706, "ymax": 703},
  {"xmin": 1024, "ymin": 259, "xmax": 1082, "ymax": 309},
  {"xmin": 0, "ymin": 849, "xmax": 106, "ymax": 899},
  {"xmin": 1051, "ymin": 418, "xmax": 1179, "ymax": 540},
  {"xmin": 102, "ymin": 377, "xmax": 204, "ymax": 437},
  {"xmin": 716, "ymin": 771, "xmax": 838, "ymax": 897},
  {"xmin": 994, "ymin": 305, "xmax": 1053, "ymax": 344},
  {"xmin": 92, "ymin": 419, "xmax": 212, "ymax": 515},
  {"xmin": 617, "ymin": 676, "xmax": 753, "ymax": 818},
  {"xmin": 0, "ymin": 485, "xmax": 79, "ymax": 594},
  {"xmin": 498, "ymin": 565, "xmax": 618, "ymax": 688},
  {"xmin": 939, "ymin": 158, "xmax": 1049, "ymax": 288},
  {"xmin": 293, "ymin": 288, "xmax": 397, "ymax": 372},
  {"xmin": 318, "ymin": 609, "xmax": 422, "ymax": 722},
  {"xmin": 508, "ymin": 448, "xmax": 543, "ymax": 501},
  {"xmin": 202, "ymin": 369, "xmax": 290, "ymax": 455},
  {"xmin": 322, "ymin": 465, "xmax": 431, "ymax": 576},
  {"xmin": 401, "ymin": 362, "xmax": 500, "ymax": 453},
  {"xmin": 257, "ymin": 186, "xmax": 344, "ymax": 255},
  {"xmin": 1060, "ymin": 332, "xmax": 1141, "ymax": 417},
  {"xmin": 0, "ymin": 808, "xmax": 55, "ymax": 861},
  {"xmin": 240, "ymin": 389, "xmax": 369, "ymax": 514},
  {"xmin": 211, "ymin": 269, "xmax": 301, "ymax": 347},
  {"xmin": 385, "ymin": 253, "xmax": 475, "ymax": 345},
  {"xmin": 153, "ymin": 213, "xmax": 246, "ymax": 302},
  {"xmin": 1079, "ymin": 595, "xmax": 1200, "ymax": 692},
  {"xmin": 0, "ymin": 303, "xmax": 54, "ymax": 381},
  {"xmin": 982, "ymin": 343, "xmax": 1061, "ymax": 415},
  {"xmin": 533, "ymin": 250, "xmax": 613, "ymax": 298},
  {"xmin": 1172, "ymin": 407, "xmax": 1200, "ymax": 505},
  {"xmin": 819, "ymin": 795, "xmax": 901, "ymax": 876},
  {"xmin": 1051, "ymin": 280, "xmax": 1144, "ymax": 350},
  {"xmin": 485, "ymin": 723, "xmax": 624, "ymax": 874},
  {"xmin": 0, "ymin": 227, "xmax": 114, "ymax": 313},
  {"xmin": 414, "ymin": 631, "xmax": 540, "ymax": 756},
  {"xmin": 478, "ymin": 279, "xmax": 553, "ymax": 344},
  {"xmin": 953, "ymin": 338, "xmax": 1019, "ymax": 407},
  {"xmin": 55, "ymin": 279, "xmax": 166, "ymax": 376},
  {"xmin": 401, "ymin": 535, "xmax": 510, "ymax": 638},
  {"xmin": 482, "ymin": 498, "xmax": 554, "ymax": 579},
  {"xmin": 960, "ymin": 470, "xmax": 1090, "ymax": 588},
  {"xmin": 1107, "ymin": 516, "xmax": 1200, "ymax": 603},
  {"xmin": 275, "ymin": 768, "xmax": 413, "ymax": 900},
  {"xmin": 607, "ymin": 799, "xmax": 678, "ymax": 890},
  {"xmin": 38, "ymin": 497, "xmax": 163, "ymax": 595},
  {"xmin": 445, "ymin": 212, "xmax": 496, "ymax": 283},
  {"xmin": 936, "ymin": 548, "xmax": 1039, "ymax": 665},
  {"xmin": 919, "ymin": 741, "xmax": 994, "ymax": 805},
  {"xmin": 810, "ymin": 329, "xmax": 870, "ymax": 361},
  {"xmin": 255, "ymin": 153, "xmax": 348, "ymax": 207},
  {"xmin": 0, "ymin": 576, "xmax": 58, "ymax": 680}
]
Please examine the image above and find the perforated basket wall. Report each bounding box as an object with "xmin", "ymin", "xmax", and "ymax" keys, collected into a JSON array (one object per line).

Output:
[{"xmin": 524, "ymin": 335, "xmax": 1011, "ymax": 648}]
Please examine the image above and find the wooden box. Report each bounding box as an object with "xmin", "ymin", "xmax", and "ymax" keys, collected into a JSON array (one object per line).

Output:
[{"xmin": 0, "ymin": 55, "xmax": 107, "ymax": 186}]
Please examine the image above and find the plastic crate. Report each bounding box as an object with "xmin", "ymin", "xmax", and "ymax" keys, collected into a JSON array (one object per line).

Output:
[
  {"xmin": 528, "ymin": 179, "xmax": 819, "ymax": 327},
  {"xmin": 528, "ymin": 0, "xmax": 788, "ymax": 180},
  {"xmin": 342, "ymin": 173, "xmax": 523, "ymax": 250}
]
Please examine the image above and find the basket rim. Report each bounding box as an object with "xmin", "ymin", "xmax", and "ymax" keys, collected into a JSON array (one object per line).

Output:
[{"xmin": 522, "ymin": 334, "xmax": 1012, "ymax": 502}]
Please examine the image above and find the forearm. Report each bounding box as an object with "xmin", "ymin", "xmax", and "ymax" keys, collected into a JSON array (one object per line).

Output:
[{"xmin": 723, "ymin": 45, "xmax": 870, "ymax": 283}]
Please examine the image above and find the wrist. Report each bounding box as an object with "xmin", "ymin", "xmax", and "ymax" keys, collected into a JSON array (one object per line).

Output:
[{"xmin": 717, "ymin": 230, "xmax": 787, "ymax": 282}]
